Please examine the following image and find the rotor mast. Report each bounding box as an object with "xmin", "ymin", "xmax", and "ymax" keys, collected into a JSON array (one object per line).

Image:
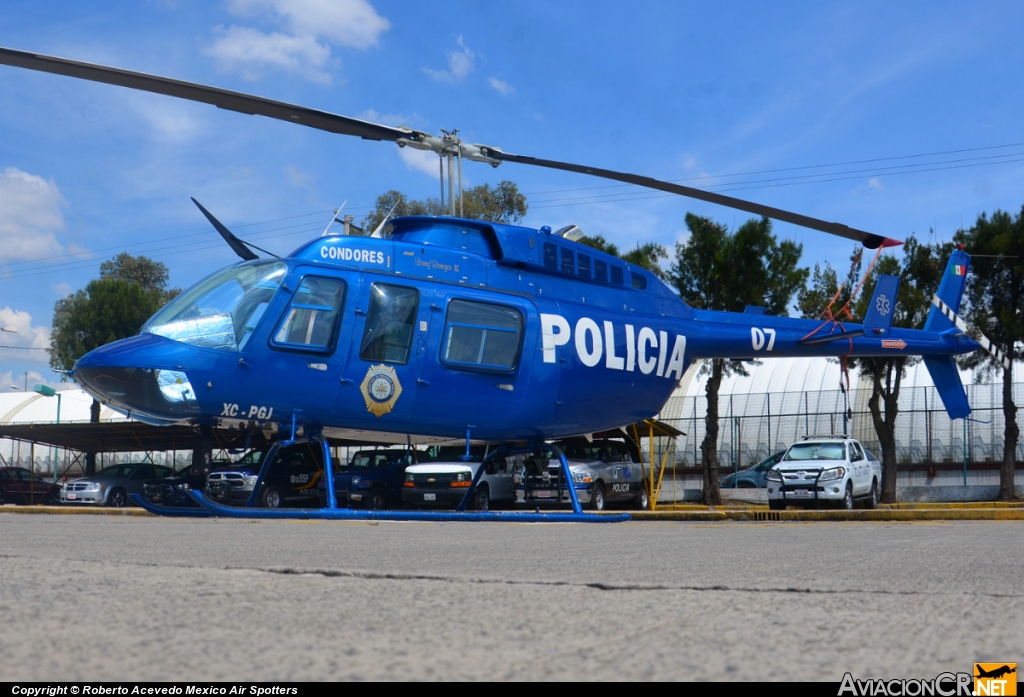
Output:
[{"xmin": 402, "ymin": 127, "xmax": 494, "ymax": 218}]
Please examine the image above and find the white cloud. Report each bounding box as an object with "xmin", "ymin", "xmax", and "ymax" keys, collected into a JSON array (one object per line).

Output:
[
  {"xmin": 398, "ymin": 147, "xmax": 441, "ymax": 177},
  {"xmin": 125, "ymin": 93, "xmax": 202, "ymax": 140},
  {"xmin": 0, "ymin": 307, "xmax": 52, "ymax": 365},
  {"xmin": 488, "ymin": 77, "xmax": 513, "ymax": 96},
  {"xmin": 356, "ymin": 109, "xmax": 421, "ymax": 129},
  {"xmin": 205, "ymin": 26, "xmax": 334, "ymax": 83},
  {"xmin": 53, "ymin": 282, "xmax": 73, "ymax": 297},
  {"xmin": 284, "ymin": 164, "xmax": 315, "ymax": 190},
  {"xmin": 423, "ymin": 36, "xmax": 476, "ymax": 84},
  {"xmin": 210, "ymin": 0, "xmax": 390, "ymax": 82},
  {"xmin": 0, "ymin": 168, "xmax": 68, "ymax": 262},
  {"xmin": 867, "ymin": 177, "xmax": 883, "ymax": 190},
  {"xmin": 227, "ymin": 0, "xmax": 390, "ymax": 49}
]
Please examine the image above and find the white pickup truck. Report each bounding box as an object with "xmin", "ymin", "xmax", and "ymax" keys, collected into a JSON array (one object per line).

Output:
[{"xmin": 765, "ymin": 436, "xmax": 882, "ymax": 510}]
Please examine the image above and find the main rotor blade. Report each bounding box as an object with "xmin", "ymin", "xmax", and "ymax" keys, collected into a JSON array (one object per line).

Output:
[
  {"xmin": 0, "ymin": 46, "xmax": 410, "ymax": 142},
  {"xmin": 483, "ymin": 150, "xmax": 902, "ymax": 249},
  {"xmin": 0, "ymin": 45, "xmax": 901, "ymax": 248}
]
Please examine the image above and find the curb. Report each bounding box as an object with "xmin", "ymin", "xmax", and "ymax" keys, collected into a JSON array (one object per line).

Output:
[
  {"xmin": 4, "ymin": 504, "xmax": 1024, "ymax": 522},
  {"xmin": 0, "ymin": 504, "xmax": 152, "ymax": 516},
  {"xmin": 631, "ymin": 508, "xmax": 1024, "ymax": 521}
]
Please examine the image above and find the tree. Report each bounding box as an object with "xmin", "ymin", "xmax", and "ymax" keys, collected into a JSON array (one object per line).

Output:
[
  {"xmin": 802, "ymin": 239, "xmax": 951, "ymax": 503},
  {"xmin": 955, "ymin": 206, "xmax": 1024, "ymax": 501},
  {"xmin": 50, "ymin": 254, "xmax": 180, "ymax": 372},
  {"xmin": 670, "ymin": 214, "xmax": 808, "ymax": 504},
  {"xmin": 50, "ymin": 254, "xmax": 179, "ymax": 475},
  {"xmin": 579, "ymin": 236, "xmax": 669, "ymax": 278},
  {"xmin": 622, "ymin": 243, "xmax": 669, "ymax": 279},
  {"xmin": 361, "ymin": 181, "xmax": 528, "ymax": 232},
  {"xmin": 857, "ymin": 238, "xmax": 952, "ymax": 502},
  {"xmin": 797, "ymin": 246, "xmax": 868, "ymax": 323},
  {"xmin": 99, "ymin": 252, "xmax": 176, "ymax": 295},
  {"xmin": 577, "ymin": 234, "xmax": 619, "ymax": 257}
]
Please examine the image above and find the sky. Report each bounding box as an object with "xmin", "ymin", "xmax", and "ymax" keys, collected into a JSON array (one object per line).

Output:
[{"xmin": 1, "ymin": 0, "xmax": 1023, "ymax": 393}]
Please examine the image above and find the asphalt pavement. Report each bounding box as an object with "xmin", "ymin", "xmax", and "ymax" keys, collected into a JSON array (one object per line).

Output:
[{"xmin": 1, "ymin": 513, "xmax": 1021, "ymax": 681}]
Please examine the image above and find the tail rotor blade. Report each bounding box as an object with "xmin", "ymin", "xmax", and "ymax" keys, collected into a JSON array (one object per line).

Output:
[{"xmin": 931, "ymin": 294, "xmax": 1011, "ymax": 369}]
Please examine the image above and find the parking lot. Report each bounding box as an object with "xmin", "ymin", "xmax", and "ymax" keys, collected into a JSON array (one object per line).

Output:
[{"xmin": 2, "ymin": 514, "xmax": 1022, "ymax": 681}]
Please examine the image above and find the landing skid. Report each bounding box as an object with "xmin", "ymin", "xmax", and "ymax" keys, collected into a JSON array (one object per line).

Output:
[
  {"xmin": 132, "ymin": 491, "xmax": 629, "ymax": 522},
  {"xmin": 130, "ymin": 494, "xmax": 217, "ymax": 517}
]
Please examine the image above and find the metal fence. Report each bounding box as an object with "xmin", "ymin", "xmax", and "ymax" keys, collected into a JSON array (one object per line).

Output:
[{"xmin": 655, "ymin": 382, "xmax": 1024, "ymax": 471}]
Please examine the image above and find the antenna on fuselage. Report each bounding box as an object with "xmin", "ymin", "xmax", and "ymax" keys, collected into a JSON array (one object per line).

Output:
[
  {"xmin": 370, "ymin": 202, "xmax": 400, "ymax": 238},
  {"xmin": 320, "ymin": 200, "xmax": 347, "ymax": 236}
]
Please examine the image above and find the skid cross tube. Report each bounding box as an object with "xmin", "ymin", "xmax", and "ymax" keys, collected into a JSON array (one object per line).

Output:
[
  {"xmin": 310, "ymin": 430, "xmax": 337, "ymax": 510},
  {"xmin": 551, "ymin": 444, "xmax": 583, "ymax": 514},
  {"xmin": 244, "ymin": 440, "xmax": 283, "ymax": 508},
  {"xmin": 455, "ymin": 444, "xmax": 497, "ymax": 512}
]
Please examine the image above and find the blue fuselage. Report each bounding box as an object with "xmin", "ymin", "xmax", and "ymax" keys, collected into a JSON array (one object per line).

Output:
[{"xmin": 72, "ymin": 217, "xmax": 979, "ymax": 442}]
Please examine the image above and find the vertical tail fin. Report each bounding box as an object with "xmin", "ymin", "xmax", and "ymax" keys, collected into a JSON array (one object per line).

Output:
[
  {"xmin": 922, "ymin": 248, "xmax": 973, "ymax": 418},
  {"xmin": 863, "ymin": 274, "xmax": 900, "ymax": 337},
  {"xmin": 923, "ymin": 248, "xmax": 970, "ymax": 332}
]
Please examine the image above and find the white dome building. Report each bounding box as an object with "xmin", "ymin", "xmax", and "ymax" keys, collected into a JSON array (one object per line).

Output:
[
  {"xmin": 659, "ymin": 356, "xmax": 1023, "ymax": 470},
  {"xmin": 0, "ymin": 388, "xmax": 128, "ymax": 472}
]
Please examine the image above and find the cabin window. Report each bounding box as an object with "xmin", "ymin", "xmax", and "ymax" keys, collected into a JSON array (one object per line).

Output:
[
  {"xmin": 272, "ymin": 276, "xmax": 345, "ymax": 351},
  {"xmin": 561, "ymin": 248, "xmax": 575, "ymax": 275},
  {"xmin": 631, "ymin": 272, "xmax": 648, "ymax": 290},
  {"xmin": 594, "ymin": 258, "xmax": 608, "ymax": 283},
  {"xmin": 577, "ymin": 253, "xmax": 592, "ymax": 280},
  {"xmin": 610, "ymin": 265, "xmax": 624, "ymax": 286},
  {"xmin": 360, "ymin": 284, "xmax": 419, "ymax": 364},
  {"xmin": 543, "ymin": 242, "xmax": 558, "ymax": 271},
  {"xmin": 442, "ymin": 299, "xmax": 523, "ymax": 371}
]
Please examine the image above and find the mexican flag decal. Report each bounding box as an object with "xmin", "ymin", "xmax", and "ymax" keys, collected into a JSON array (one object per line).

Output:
[{"xmin": 951, "ymin": 264, "xmax": 965, "ymax": 276}]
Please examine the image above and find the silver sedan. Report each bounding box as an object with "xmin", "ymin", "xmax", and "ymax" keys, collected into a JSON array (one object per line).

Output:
[{"xmin": 61, "ymin": 463, "xmax": 174, "ymax": 507}]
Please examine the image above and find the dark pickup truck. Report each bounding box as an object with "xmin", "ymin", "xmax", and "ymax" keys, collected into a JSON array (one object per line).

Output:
[
  {"xmin": 319, "ymin": 448, "xmax": 414, "ymax": 509},
  {"xmin": 205, "ymin": 441, "xmax": 324, "ymax": 508}
]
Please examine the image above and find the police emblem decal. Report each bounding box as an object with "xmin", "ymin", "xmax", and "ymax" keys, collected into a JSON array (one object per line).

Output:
[{"xmin": 361, "ymin": 364, "xmax": 403, "ymax": 417}]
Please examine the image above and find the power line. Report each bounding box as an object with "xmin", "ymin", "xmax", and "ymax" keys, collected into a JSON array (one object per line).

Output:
[
  {"xmin": 524, "ymin": 140, "xmax": 1024, "ymax": 195},
  {"xmin": 3, "ymin": 140, "xmax": 1023, "ymax": 280}
]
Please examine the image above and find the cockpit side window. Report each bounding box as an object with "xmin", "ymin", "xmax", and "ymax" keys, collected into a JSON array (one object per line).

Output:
[
  {"xmin": 359, "ymin": 283, "xmax": 419, "ymax": 365},
  {"xmin": 271, "ymin": 276, "xmax": 345, "ymax": 352}
]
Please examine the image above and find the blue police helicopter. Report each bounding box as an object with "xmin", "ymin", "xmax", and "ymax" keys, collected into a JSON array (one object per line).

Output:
[{"xmin": 0, "ymin": 47, "xmax": 1006, "ymax": 522}]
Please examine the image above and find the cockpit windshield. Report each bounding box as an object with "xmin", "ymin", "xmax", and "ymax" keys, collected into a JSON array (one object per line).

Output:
[{"xmin": 144, "ymin": 260, "xmax": 287, "ymax": 351}]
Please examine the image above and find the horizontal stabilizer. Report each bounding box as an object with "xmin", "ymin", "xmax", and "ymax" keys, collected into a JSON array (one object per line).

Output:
[
  {"xmin": 863, "ymin": 274, "xmax": 900, "ymax": 337},
  {"xmin": 923, "ymin": 356, "xmax": 971, "ymax": 419}
]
